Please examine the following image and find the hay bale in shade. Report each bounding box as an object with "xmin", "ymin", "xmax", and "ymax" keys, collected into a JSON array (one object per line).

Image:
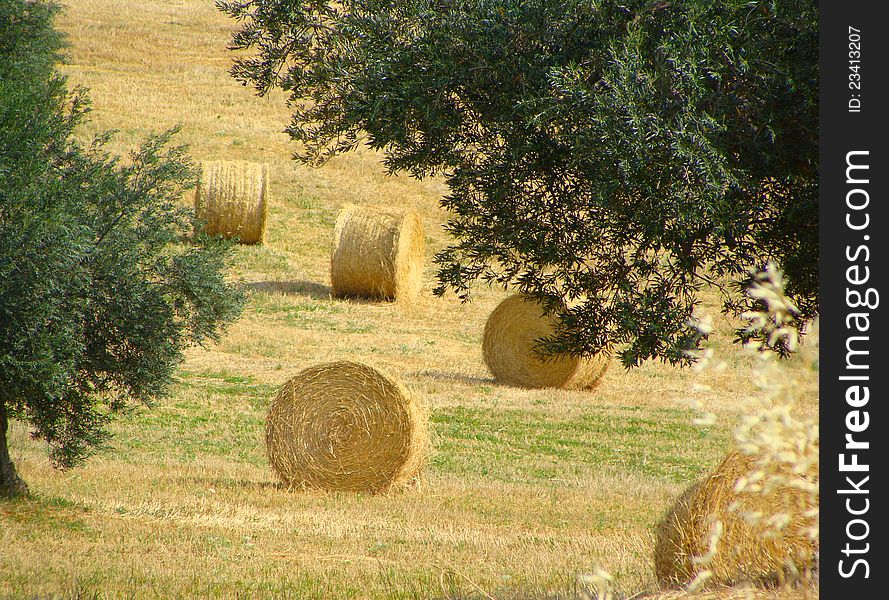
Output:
[
  {"xmin": 654, "ymin": 451, "xmax": 818, "ymax": 588},
  {"xmin": 330, "ymin": 204, "xmax": 424, "ymax": 301},
  {"xmin": 482, "ymin": 294, "xmax": 609, "ymax": 389},
  {"xmin": 194, "ymin": 160, "xmax": 269, "ymax": 244},
  {"xmin": 265, "ymin": 361, "xmax": 428, "ymax": 493}
]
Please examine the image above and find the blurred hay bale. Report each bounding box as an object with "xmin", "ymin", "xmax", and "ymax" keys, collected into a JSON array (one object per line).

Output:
[
  {"xmin": 194, "ymin": 160, "xmax": 268, "ymax": 244},
  {"xmin": 330, "ymin": 204, "xmax": 424, "ymax": 301},
  {"xmin": 654, "ymin": 451, "xmax": 819, "ymax": 588},
  {"xmin": 265, "ymin": 361, "xmax": 428, "ymax": 493},
  {"xmin": 482, "ymin": 294, "xmax": 609, "ymax": 389}
]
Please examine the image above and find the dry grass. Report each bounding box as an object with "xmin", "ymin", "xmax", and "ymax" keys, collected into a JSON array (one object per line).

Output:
[{"xmin": 1, "ymin": 2, "xmax": 818, "ymax": 599}]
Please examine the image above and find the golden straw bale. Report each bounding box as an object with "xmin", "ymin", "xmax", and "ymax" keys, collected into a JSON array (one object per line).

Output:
[
  {"xmin": 654, "ymin": 451, "xmax": 818, "ymax": 588},
  {"xmin": 330, "ymin": 204, "xmax": 425, "ymax": 301},
  {"xmin": 194, "ymin": 160, "xmax": 269, "ymax": 244},
  {"xmin": 265, "ymin": 361, "xmax": 428, "ymax": 493},
  {"xmin": 482, "ymin": 294, "xmax": 609, "ymax": 389}
]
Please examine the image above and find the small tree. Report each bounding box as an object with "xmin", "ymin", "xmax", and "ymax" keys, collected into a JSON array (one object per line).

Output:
[
  {"xmin": 219, "ymin": 0, "xmax": 817, "ymax": 366},
  {"xmin": 0, "ymin": 0, "xmax": 245, "ymax": 497}
]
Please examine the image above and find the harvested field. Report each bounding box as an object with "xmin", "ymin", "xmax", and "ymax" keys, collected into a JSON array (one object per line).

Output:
[{"xmin": 1, "ymin": 2, "xmax": 818, "ymax": 599}]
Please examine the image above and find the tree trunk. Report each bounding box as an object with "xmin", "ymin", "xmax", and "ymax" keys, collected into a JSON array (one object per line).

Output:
[{"xmin": 0, "ymin": 402, "xmax": 29, "ymax": 497}]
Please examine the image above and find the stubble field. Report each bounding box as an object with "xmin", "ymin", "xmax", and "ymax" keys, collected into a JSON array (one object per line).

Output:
[{"xmin": 0, "ymin": 1, "xmax": 818, "ymax": 598}]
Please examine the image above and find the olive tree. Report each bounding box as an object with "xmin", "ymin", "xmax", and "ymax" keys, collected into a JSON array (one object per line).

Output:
[
  {"xmin": 1, "ymin": 0, "xmax": 244, "ymax": 496},
  {"xmin": 219, "ymin": 0, "xmax": 817, "ymax": 365}
]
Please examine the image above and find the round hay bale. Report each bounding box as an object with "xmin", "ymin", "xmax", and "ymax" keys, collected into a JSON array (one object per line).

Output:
[
  {"xmin": 265, "ymin": 361, "xmax": 428, "ymax": 493},
  {"xmin": 194, "ymin": 160, "xmax": 269, "ymax": 244},
  {"xmin": 654, "ymin": 451, "xmax": 818, "ymax": 588},
  {"xmin": 482, "ymin": 294, "xmax": 609, "ymax": 389},
  {"xmin": 330, "ymin": 204, "xmax": 425, "ymax": 301}
]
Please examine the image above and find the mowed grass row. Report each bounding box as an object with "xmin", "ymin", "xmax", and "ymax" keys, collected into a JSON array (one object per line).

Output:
[
  {"xmin": 2, "ymin": 363, "xmax": 727, "ymax": 599},
  {"xmin": 1, "ymin": 1, "xmax": 817, "ymax": 599},
  {"xmin": 37, "ymin": 366, "xmax": 729, "ymax": 482}
]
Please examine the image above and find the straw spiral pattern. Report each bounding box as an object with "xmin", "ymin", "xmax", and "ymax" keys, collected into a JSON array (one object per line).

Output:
[
  {"xmin": 482, "ymin": 294, "xmax": 609, "ymax": 389},
  {"xmin": 265, "ymin": 361, "xmax": 428, "ymax": 493},
  {"xmin": 654, "ymin": 451, "xmax": 819, "ymax": 588}
]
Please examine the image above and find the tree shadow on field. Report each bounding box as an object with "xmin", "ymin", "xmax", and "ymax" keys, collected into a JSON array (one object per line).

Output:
[
  {"xmin": 246, "ymin": 280, "xmax": 394, "ymax": 305},
  {"xmin": 408, "ymin": 369, "xmax": 495, "ymax": 387},
  {"xmin": 175, "ymin": 475, "xmax": 283, "ymax": 492},
  {"xmin": 246, "ymin": 279, "xmax": 332, "ymax": 300}
]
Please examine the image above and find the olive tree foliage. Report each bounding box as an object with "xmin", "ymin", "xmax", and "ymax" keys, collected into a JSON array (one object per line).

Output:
[
  {"xmin": 0, "ymin": 0, "xmax": 244, "ymax": 496},
  {"xmin": 218, "ymin": 0, "xmax": 817, "ymax": 365}
]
